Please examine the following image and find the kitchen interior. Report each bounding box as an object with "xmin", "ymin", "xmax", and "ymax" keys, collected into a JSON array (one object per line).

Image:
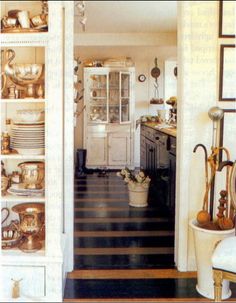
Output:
[
  {"xmin": 74, "ymin": 4, "xmax": 177, "ymax": 164},
  {"xmin": 69, "ymin": 1, "xmax": 181, "ymax": 299},
  {"xmin": 73, "ymin": 0, "xmax": 177, "ymax": 271},
  {"xmin": 74, "ymin": 1, "xmax": 177, "ymax": 211}
]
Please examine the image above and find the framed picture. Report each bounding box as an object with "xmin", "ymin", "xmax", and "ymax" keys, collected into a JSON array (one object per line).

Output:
[
  {"xmin": 219, "ymin": 44, "xmax": 236, "ymax": 101},
  {"xmin": 219, "ymin": 0, "xmax": 236, "ymax": 38},
  {"xmin": 219, "ymin": 109, "xmax": 236, "ymax": 162}
]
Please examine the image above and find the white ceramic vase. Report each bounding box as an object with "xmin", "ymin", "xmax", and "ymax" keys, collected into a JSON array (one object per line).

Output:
[
  {"xmin": 189, "ymin": 219, "xmax": 235, "ymax": 299},
  {"xmin": 128, "ymin": 183, "xmax": 149, "ymax": 207}
]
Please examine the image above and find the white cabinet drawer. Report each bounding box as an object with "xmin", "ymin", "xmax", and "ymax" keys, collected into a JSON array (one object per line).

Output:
[{"xmin": 2, "ymin": 265, "xmax": 45, "ymax": 299}]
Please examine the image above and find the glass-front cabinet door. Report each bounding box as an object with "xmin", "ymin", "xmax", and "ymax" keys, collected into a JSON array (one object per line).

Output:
[
  {"xmin": 108, "ymin": 71, "xmax": 131, "ymax": 124},
  {"xmin": 86, "ymin": 70, "xmax": 131, "ymax": 124},
  {"xmin": 88, "ymin": 73, "xmax": 108, "ymax": 123},
  {"xmin": 109, "ymin": 72, "xmax": 120, "ymax": 123},
  {"xmin": 120, "ymin": 72, "xmax": 131, "ymax": 123}
]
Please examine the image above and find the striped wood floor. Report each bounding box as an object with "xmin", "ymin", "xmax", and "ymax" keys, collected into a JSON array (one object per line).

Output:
[{"xmin": 64, "ymin": 172, "xmax": 236, "ymax": 302}]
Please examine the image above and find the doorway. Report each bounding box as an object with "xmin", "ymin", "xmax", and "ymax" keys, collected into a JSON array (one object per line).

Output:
[{"xmin": 75, "ymin": 1, "xmax": 177, "ymax": 270}]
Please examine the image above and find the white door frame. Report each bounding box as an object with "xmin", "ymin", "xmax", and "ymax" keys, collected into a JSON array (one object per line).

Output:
[
  {"xmin": 174, "ymin": 1, "xmax": 190, "ymax": 271},
  {"xmin": 63, "ymin": 0, "xmax": 74, "ymax": 273},
  {"xmin": 64, "ymin": 1, "xmax": 191, "ymax": 272}
]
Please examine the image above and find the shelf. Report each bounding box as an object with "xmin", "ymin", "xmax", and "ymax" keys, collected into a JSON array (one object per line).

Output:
[
  {"xmin": 110, "ymin": 88, "xmax": 129, "ymax": 90},
  {"xmin": 105, "ymin": 105, "xmax": 128, "ymax": 107},
  {"xmin": 1, "ymin": 98, "xmax": 45, "ymax": 103},
  {"xmin": 1, "ymin": 246, "xmax": 46, "ymax": 265},
  {"xmin": 89, "ymin": 121, "xmax": 108, "ymax": 124},
  {"xmin": 1, "ymin": 193, "xmax": 45, "ymax": 203},
  {"xmin": 1, "ymin": 247, "xmax": 63, "ymax": 265},
  {"xmin": 90, "ymin": 106, "xmax": 106, "ymax": 108},
  {"xmin": 90, "ymin": 97, "xmax": 107, "ymax": 100},
  {"xmin": 0, "ymin": 154, "xmax": 45, "ymax": 160},
  {"xmin": 2, "ymin": 248, "xmax": 45, "ymax": 258},
  {"xmin": 1, "ymin": 32, "xmax": 48, "ymax": 46}
]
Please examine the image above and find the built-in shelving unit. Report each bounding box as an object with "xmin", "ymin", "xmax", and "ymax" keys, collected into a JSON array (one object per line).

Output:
[{"xmin": 0, "ymin": 1, "xmax": 71, "ymax": 301}]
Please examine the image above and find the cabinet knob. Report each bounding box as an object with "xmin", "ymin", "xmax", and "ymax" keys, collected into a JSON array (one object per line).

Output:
[
  {"xmin": 155, "ymin": 137, "xmax": 159, "ymax": 140},
  {"xmin": 149, "ymin": 148, "xmax": 154, "ymax": 152}
]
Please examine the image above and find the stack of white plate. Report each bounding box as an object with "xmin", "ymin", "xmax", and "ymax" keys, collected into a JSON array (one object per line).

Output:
[{"xmin": 11, "ymin": 122, "xmax": 45, "ymax": 155}]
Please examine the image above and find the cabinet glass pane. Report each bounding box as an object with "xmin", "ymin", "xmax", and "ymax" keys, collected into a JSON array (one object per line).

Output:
[
  {"xmin": 109, "ymin": 72, "xmax": 119, "ymax": 123},
  {"xmin": 121, "ymin": 73, "xmax": 130, "ymax": 122},
  {"xmin": 88, "ymin": 74, "xmax": 108, "ymax": 123}
]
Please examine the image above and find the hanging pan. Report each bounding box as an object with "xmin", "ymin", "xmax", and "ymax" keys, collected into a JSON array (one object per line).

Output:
[{"xmin": 151, "ymin": 57, "xmax": 160, "ymax": 79}]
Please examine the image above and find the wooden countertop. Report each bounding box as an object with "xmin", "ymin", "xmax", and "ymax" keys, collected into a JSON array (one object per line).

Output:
[{"xmin": 142, "ymin": 122, "xmax": 177, "ymax": 137}]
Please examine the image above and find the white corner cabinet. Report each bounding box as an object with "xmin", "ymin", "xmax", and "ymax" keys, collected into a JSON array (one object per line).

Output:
[
  {"xmin": 0, "ymin": 1, "xmax": 73, "ymax": 302},
  {"xmin": 83, "ymin": 67, "xmax": 135, "ymax": 169}
]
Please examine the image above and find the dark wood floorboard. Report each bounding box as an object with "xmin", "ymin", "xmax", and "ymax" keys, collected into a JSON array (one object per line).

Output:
[
  {"xmin": 64, "ymin": 278, "xmax": 236, "ymax": 301},
  {"xmin": 64, "ymin": 278, "xmax": 202, "ymax": 299},
  {"xmin": 66, "ymin": 172, "xmax": 235, "ymax": 301}
]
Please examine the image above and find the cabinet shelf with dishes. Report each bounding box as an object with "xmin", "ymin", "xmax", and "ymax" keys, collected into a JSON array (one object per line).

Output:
[
  {"xmin": 1, "ymin": 0, "xmax": 48, "ymax": 32},
  {"xmin": 1, "ymin": 1, "xmax": 67, "ymax": 301},
  {"xmin": 1, "ymin": 44, "xmax": 46, "ymax": 157}
]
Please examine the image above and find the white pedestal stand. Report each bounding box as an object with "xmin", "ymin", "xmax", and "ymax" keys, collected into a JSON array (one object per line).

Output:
[{"xmin": 190, "ymin": 219, "xmax": 235, "ymax": 299}]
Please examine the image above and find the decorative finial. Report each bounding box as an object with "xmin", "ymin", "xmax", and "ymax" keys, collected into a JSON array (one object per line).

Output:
[{"xmin": 208, "ymin": 106, "xmax": 224, "ymax": 122}]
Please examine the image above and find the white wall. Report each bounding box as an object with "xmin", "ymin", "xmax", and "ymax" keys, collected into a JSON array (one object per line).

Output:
[
  {"xmin": 164, "ymin": 60, "xmax": 177, "ymax": 100},
  {"xmin": 177, "ymin": 1, "xmax": 236, "ymax": 271},
  {"xmin": 74, "ymin": 45, "xmax": 177, "ymax": 167}
]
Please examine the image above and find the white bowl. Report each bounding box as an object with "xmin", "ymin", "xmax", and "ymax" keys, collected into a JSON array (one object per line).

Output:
[{"xmin": 15, "ymin": 109, "xmax": 45, "ymax": 123}]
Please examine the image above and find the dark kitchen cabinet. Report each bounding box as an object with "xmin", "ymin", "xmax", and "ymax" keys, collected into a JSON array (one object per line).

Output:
[
  {"xmin": 140, "ymin": 125, "xmax": 169, "ymax": 173},
  {"xmin": 140, "ymin": 124, "xmax": 170, "ymax": 204},
  {"xmin": 168, "ymin": 136, "xmax": 176, "ymax": 214},
  {"xmin": 140, "ymin": 132, "xmax": 146, "ymax": 170},
  {"xmin": 140, "ymin": 124, "xmax": 176, "ymax": 213},
  {"xmin": 146, "ymin": 138, "xmax": 158, "ymax": 173}
]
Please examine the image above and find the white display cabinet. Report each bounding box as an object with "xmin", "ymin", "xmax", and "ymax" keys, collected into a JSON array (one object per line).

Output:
[
  {"xmin": 83, "ymin": 67, "xmax": 135, "ymax": 169},
  {"xmin": 0, "ymin": 1, "xmax": 73, "ymax": 301}
]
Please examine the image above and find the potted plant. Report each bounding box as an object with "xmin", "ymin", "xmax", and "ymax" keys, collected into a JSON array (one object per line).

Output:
[{"xmin": 117, "ymin": 168, "xmax": 151, "ymax": 207}]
